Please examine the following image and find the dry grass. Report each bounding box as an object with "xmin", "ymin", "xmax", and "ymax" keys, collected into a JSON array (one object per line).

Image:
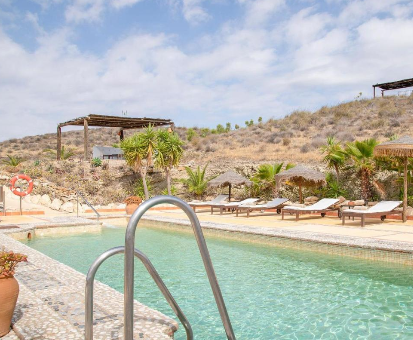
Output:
[{"xmin": 1, "ymin": 95, "xmax": 412, "ymax": 168}]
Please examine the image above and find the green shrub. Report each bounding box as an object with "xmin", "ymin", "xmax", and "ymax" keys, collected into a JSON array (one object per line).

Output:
[
  {"xmin": 91, "ymin": 158, "xmax": 102, "ymax": 167},
  {"xmin": 134, "ymin": 177, "xmax": 153, "ymax": 198},
  {"xmin": 200, "ymin": 128, "xmax": 210, "ymax": 137},
  {"xmin": 161, "ymin": 185, "xmax": 177, "ymax": 196},
  {"xmin": 216, "ymin": 124, "xmax": 226, "ymax": 133},
  {"xmin": 186, "ymin": 128, "xmax": 196, "ymax": 141}
]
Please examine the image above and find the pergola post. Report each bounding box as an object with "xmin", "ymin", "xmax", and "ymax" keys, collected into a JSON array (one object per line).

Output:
[
  {"xmin": 373, "ymin": 85, "xmax": 376, "ymax": 98},
  {"xmin": 57, "ymin": 125, "xmax": 62, "ymax": 161},
  {"xmin": 403, "ymin": 157, "xmax": 408, "ymax": 223},
  {"xmin": 84, "ymin": 119, "xmax": 89, "ymax": 161}
]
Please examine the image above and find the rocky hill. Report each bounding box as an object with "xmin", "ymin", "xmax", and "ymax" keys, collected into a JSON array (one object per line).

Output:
[
  {"xmin": 1, "ymin": 95, "xmax": 412, "ymax": 165},
  {"xmin": 0, "ymin": 95, "xmax": 412, "ymax": 207}
]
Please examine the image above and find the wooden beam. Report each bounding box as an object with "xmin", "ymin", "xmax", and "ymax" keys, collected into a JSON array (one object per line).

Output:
[
  {"xmin": 57, "ymin": 125, "xmax": 62, "ymax": 161},
  {"xmin": 84, "ymin": 119, "xmax": 89, "ymax": 161}
]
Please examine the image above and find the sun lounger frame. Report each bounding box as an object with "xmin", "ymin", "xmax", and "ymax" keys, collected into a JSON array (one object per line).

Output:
[
  {"xmin": 236, "ymin": 198, "xmax": 289, "ymax": 217},
  {"xmin": 341, "ymin": 207, "xmax": 403, "ymax": 227}
]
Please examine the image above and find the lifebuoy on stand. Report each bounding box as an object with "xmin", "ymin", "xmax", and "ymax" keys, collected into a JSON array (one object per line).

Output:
[{"xmin": 9, "ymin": 174, "xmax": 33, "ymax": 215}]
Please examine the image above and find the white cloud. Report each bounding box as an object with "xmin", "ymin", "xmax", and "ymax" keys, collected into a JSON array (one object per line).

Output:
[
  {"xmin": 339, "ymin": 0, "xmax": 412, "ymax": 25},
  {"xmin": 285, "ymin": 7, "xmax": 332, "ymax": 45},
  {"xmin": 65, "ymin": 0, "xmax": 106, "ymax": 23},
  {"xmin": 65, "ymin": 0, "xmax": 144, "ymax": 23},
  {"xmin": 1, "ymin": 0, "xmax": 413, "ymax": 141},
  {"xmin": 110, "ymin": 0, "xmax": 143, "ymax": 9},
  {"xmin": 242, "ymin": 0, "xmax": 285, "ymax": 27},
  {"xmin": 182, "ymin": 0, "xmax": 210, "ymax": 24}
]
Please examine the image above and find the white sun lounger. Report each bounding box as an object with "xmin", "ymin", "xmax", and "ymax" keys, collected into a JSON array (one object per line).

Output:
[
  {"xmin": 236, "ymin": 198, "xmax": 289, "ymax": 217},
  {"xmin": 188, "ymin": 194, "xmax": 229, "ymax": 212},
  {"xmin": 211, "ymin": 198, "xmax": 259, "ymax": 215},
  {"xmin": 282, "ymin": 198, "xmax": 340, "ymax": 221},
  {"xmin": 341, "ymin": 200, "xmax": 402, "ymax": 227}
]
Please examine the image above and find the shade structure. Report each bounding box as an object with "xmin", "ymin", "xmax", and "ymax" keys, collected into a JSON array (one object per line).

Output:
[
  {"xmin": 208, "ymin": 170, "xmax": 252, "ymax": 201},
  {"xmin": 275, "ymin": 165, "xmax": 326, "ymax": 203},
  {"xmin": 374, "ymin": 136, "xmax": 413, "ymax": 222}
]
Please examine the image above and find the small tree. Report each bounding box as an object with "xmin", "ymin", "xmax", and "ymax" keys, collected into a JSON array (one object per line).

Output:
[
  {"xmin": 258, "ymin": 117, "xmax": 263, "ymax": 123},
  {"xmin": 120, "ymin": 134, "xmax": 150, "ymax": 199},
  {"xmin": 235, "ymin": 124, "xmax": 240, "ymax": 130},
  {"xmin": 155, "ymin": 130, "xmax": 184, "ymax": 195},
  {"xmin": 225, "ymin": 122, "xmax": 231, "ymax": 132}
]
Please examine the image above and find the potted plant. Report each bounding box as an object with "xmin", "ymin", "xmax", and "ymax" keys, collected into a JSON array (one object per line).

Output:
[
  {"xmin": 124, "ymin": 196, "xmax": 142, "ymax": 215},
  {"xmin": 0, "ymin": 249, "xmax": 27, "ymax": 336}
]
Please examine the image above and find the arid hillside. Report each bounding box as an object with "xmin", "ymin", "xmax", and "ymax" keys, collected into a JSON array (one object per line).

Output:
[
  {"xmin": 1, "ymin": 95, "xmax": 412, "ymax": 166},
  {"xmin": 0, "ymin": 95, "xmax": 412, "ymax": 206}
]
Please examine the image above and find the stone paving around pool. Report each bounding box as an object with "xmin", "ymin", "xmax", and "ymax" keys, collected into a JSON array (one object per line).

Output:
[
  {"xmin": 0, "ymin": 220, "xmax": 178, "ymax": 340},
  {"xmin": 3, "ymin": 205, "xmax": 413, "ymax": 339}
]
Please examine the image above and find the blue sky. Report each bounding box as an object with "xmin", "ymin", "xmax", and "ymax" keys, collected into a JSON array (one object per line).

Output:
[{"xmin": 0, "ymin": 0, "xmax": 413, "ymax": 141}]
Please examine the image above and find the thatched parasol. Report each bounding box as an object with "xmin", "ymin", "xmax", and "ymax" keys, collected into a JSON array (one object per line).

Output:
[
  {"xmin": 208, "ymin": 170, "xmax": 252, "ymax": 201},
  {"xmin": 374, "ymin": 136, "xmax": 413, "ymax": 222},
  {"xmin": 275, "ymin": 165, "xmax": 326, "ymax": 203}
]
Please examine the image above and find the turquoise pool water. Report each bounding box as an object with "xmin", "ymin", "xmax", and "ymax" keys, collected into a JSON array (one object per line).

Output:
[{"xmin": 24, "ymin": 225, "xmax": 413, "ymax": 339}]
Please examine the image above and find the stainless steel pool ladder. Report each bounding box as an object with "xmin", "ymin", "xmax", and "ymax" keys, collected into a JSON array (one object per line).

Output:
[{"xmin": 85, "ymin": 195, "xmax": 236, "ymax": 340}]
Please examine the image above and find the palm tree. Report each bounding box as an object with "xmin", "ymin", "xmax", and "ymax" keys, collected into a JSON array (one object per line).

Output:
[
  {"xmin": 2, "ymin": 155, "xmax": 24, "ymax": 166},
  {"xmin": 155, "ymin": 130, "xmax": 184, "ymax": 195},
  {"xmin": 120, "ymin": 134, "xmax": 150, "ymax": 200},
  {"xmin": 320, "ymin": 136, "xmax": 345, "ymax": 180},
  {"xmin": 44, "ymin": 146, "xmax": 75, "ymax": 160},
  {"xmin": 252, "ymin": 162, "xmax": 295, "ymax": 196},
  {"xmin": 345, "ymin": 138, "xmax": 378, "ymax": 200},
  {"xmin": 139, "ymin": 124, "xmax": 157, "ymax": 168},
  {"xmin": 184, "ymin": 163, "xmax": 210, "ymax": 198}
]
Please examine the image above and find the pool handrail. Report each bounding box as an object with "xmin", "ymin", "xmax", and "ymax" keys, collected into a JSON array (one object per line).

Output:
[
  {"xmin": 124, "ymin": 195, "xmax": 236, "ymax": 340},
  {"xmin": 85, "ymin": 246, "xmax": 193, "ymax": 340}
]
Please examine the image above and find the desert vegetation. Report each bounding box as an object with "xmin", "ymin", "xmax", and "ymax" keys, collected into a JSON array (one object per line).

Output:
[{"xmin": 0, "ymin": 95, "xmax": 412, "ymax": 206}]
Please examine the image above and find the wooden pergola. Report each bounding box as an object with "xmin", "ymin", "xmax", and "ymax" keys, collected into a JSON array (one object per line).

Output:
[
  {"xmin": 57, "ymin": 114, "xmax": 173, "ymax": 160},
  {"xmin": 373, "ymin": 78, "xmax": 413, "ymax": 98}
]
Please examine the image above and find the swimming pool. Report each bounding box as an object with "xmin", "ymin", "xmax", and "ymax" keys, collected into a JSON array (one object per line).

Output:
[{"xmin": 23, "ymin": 224, "xmax": 413, "ymax": 339}]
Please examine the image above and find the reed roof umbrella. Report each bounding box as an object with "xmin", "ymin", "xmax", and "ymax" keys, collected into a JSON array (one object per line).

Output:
[
  {"xmin": 374, "ymin": 136, "xmax": 413, "ymax": 222},
  {"xmin": 275, "ymin": 165, "xmax": 326, "ymax": 203},
  {"xmin": 208, "ymin": 170, "xmax": 252, "ymax": 201}
]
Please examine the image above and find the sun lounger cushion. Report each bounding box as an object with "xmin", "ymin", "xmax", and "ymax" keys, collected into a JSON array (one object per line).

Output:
[
  {"xmin": 215, "ymin": 198, "xmax": 259, "ymax": 207},
  {"xmin": 284, "ymin": 198, "xmax": 339, "ymax": 211},
  {"xmin": 242, "ymin": 198, "xmax": 288, "ymax": 209},
  {"xmin": 344, "ymin": 201, "xmax": 402, "ymax": 214},
  {"xmin": 189, "ymin": 194, "xmax": 228, "ymax": 206}
]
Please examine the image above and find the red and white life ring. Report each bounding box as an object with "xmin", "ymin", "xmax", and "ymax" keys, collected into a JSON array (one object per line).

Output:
[{"xmin": 9, "ymin": 174, "xmax": 33, "ymax": 197}]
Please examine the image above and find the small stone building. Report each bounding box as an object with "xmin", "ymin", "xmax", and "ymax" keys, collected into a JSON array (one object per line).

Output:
[{"xmin": 92, "ymin": 146, "xmax": 124, "ymax": 160}]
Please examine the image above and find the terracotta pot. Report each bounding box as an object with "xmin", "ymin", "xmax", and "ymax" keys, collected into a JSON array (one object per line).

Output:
[
  {"xmin": 125, "ymin": 203, "xmax": 139, "ymax": 215},
  {"xmin": 0, "ymin": 277, "xmax": 19, "ymax": 337}
]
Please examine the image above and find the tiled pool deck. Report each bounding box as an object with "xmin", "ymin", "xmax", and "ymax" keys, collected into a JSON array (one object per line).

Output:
[
  {"xmin": 2, "ymin": 207, "xmax": 413, "ymax": 338},
  {"xmin": 0, "ymin": 217, "xmax": 177, "ymax": 340}
]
